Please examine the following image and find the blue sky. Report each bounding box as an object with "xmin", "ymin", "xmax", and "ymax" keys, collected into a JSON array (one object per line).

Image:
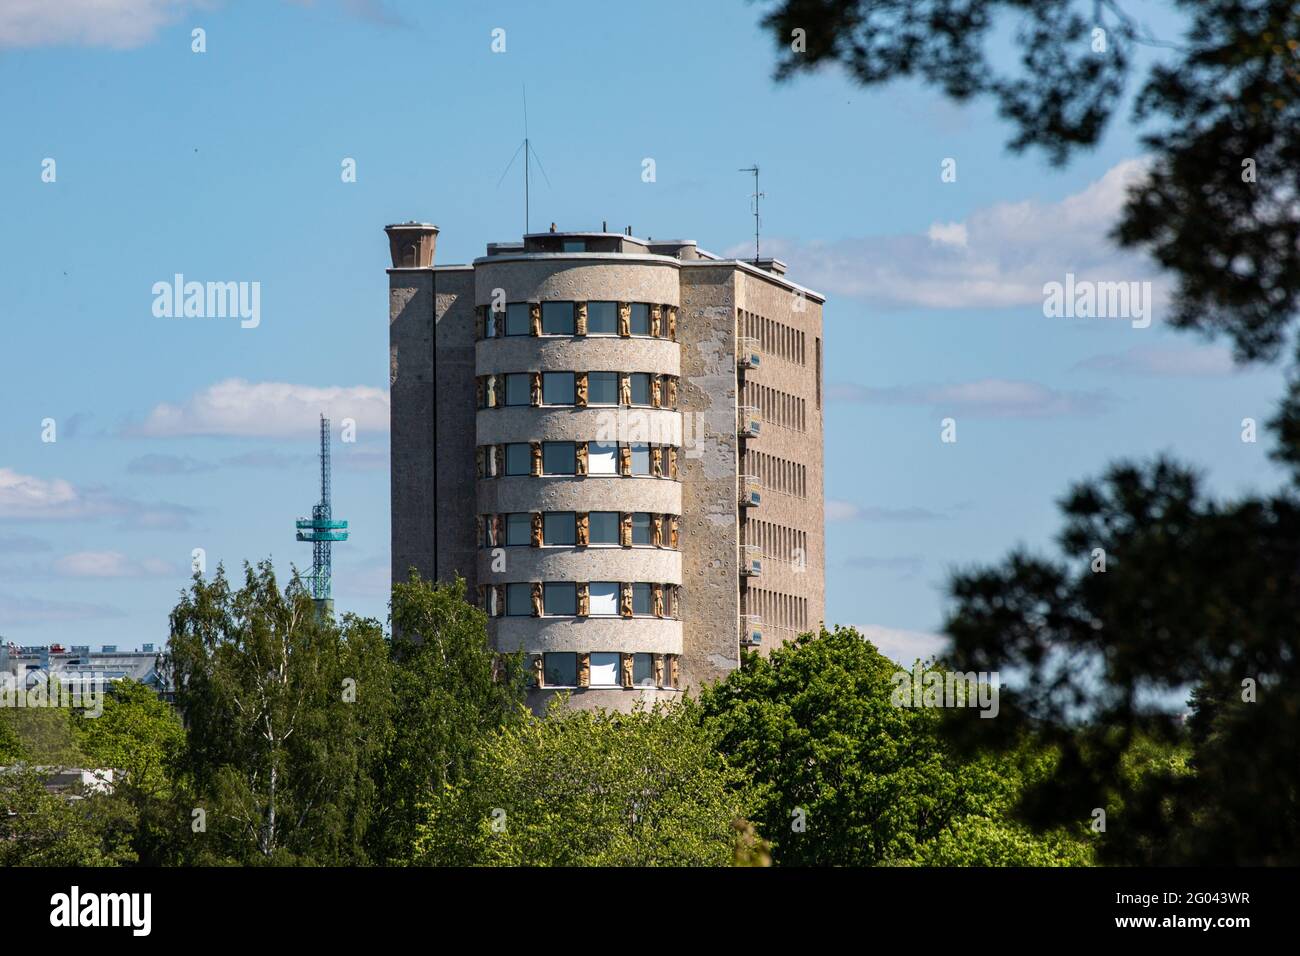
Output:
[{"xmin": 0, "ymin": 0, "xmax": 1282, "ymax": 660}]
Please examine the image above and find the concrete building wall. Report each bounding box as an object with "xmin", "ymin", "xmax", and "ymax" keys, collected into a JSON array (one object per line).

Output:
[{"xmin": 387, "ymin": 224, "xmax": 824, "ymax": 713}]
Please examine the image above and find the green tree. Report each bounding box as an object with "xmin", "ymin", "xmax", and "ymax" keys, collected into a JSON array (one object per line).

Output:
[
  {"xmin": 942, "ymin": 456, "xmax": 1300, "ymax": 863},
  {"xmin": 0, "ymin": 768, "xmax": 137, "ymax": 867},
  {"xmin": 412, "ymin": 700, "xmax": 748, "ymax": 866},
  {"xmin": 369, "ymin": 571, "xmax": 528, "ymax": 863},
  {"xmin": 759, "ymin": 0, "xmax": 1300, "ymax": 363},
  {"xmin": 699, "ymin": 626, "xmax": 1090, "ymax": 865},
  {"xmin": 74, "ymin": 678, "xmax": 184, "ymax": 799},
  {"xmin": 165, "ymin": 561, "xmax": 392, "ymax": 865}
]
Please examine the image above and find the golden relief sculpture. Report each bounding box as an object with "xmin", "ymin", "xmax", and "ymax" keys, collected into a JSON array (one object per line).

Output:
[
  {"xmin": 653, "ymin": 654, "xmax": 664, "ymax": 686},
  {"xmin": 650, "ymin": 304, "xmax": 661, "ymax": 337},
  {"xmin": 530, "ymin": 442, "xmax": 542, "ymax": 476},
  {"xmin": 530, "ymin": 582, "xmax": 543, "ymax": 617},
  {"xmin": 651, "ymin": 447, "xmax": 663, "ymax": 477},
  {"xmin": 670, "ymin": 516, "xmax": 679, "ymax": 550},
  {"xmin": 577, "ymin": 653, "xmax": 590, "ymax": 688},
  {"xmin": 668, "ymin": 447, "xmax": 678, "ymax": 480},
  {"xmin": 576, "ymin": 512, "xmax": 589, "ymax": 546},
  {"xmin": 619, "ymin": 444, "xmax": 631, "ymax": 476},
  {"xmin": 575, "ymin": 302, "xmax": 588, "ymax": 336},
  {"xmin": 529, "ymin": 302, "xmax": 541, "ymax": 336},
  {"xmin": 620, "ymin": 583, "xmax": 634, "ymax": 618},
  {"xmin": 667, "ymin": 306, "xmax": 677, "ymax": 340},
  {"xmin": 620, "ymin": 512, "xmax": 632, "ymax": 547},
  {"xmin": 619, "ymin": 373, "xmax": 631, "ymax": 406},
  {"xmin": 652, "ymin": 584, "xmax": 664, "ymax": 618},
  {"xmin": 618, "ymin": 302, "xmax": 631, "ymax": 337},
  {"xmin": 651, "ymin": 514, "xmax": 663, "ymax": 547},
  {"xmin": 621, "ymin": 653, "xmax": 634, "ymax": 688},
  {"xmin": 531, "ymin": 512, "xmax": 543, "ymax": 547},
  {"xmin": 575, "ymin": 441, "xmax": 588, "ymax": 476},
  {"xmin": 577, "ymin": 583, "xmax": 589, "ymax": 617},
  {"xmin": 650, "ymin": 376, "xmax": 661, "ymax": 408},
  {"xmin": 575, "ymin": 372, "xmax": 588, "ymax": 406},
  {"xmin": 530, "ymin": 371, "xmax": 542, "ymax": 406},
  {"xmin": 532, "ymin": 654, "xmax": 544, "ymax": 687},
  {"xmin": 669, "ymin": 655, "xmax": 679, "ymax": 688},
  {"xmin": 665, "ymin": 376, "xmax": 677, "ymax": 408}
]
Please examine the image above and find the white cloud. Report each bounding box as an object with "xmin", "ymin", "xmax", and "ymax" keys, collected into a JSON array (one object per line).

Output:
[
  {"xmin": 1073, "ymin": 344, "xmax": 1238, "ymax": 377},
  {"xmin": 126, "ymin": 378, "xmax": 389, "ymax": 439},
  {"xmin": 747, "ymin": 159, "xmax": 1168, "ymax": 311},
  {"xmin": 0, "ymin": 0, "xmax": 194, "ymax": 49},
  {"xmin": 53, "ymin": 550, "xmax": 179, "ymax": 578},
  {"xmin": 857, "ymin": 624, "xmax": 949, "ymax": 666},
  {"xmin": 827, "ymin": 499, "xmax": 947, "ymax": 522},
  {"xmin": 830, "ymin": 378, "xmax": 1108, "ymax": 418},
  {"xmin": 0, "ymin": 467, "xmax": 194, "ymax": 529}
]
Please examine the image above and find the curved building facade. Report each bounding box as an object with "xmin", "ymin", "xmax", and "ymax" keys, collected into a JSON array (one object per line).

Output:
[{"xmin": 386, "ymin": 222, "xmax": 825, "ymax": 713}]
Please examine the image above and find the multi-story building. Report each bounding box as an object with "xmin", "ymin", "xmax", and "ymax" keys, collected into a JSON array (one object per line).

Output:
[{"xmin": 385, "ymin": 222, "xmax": 824, "ymax": 712}]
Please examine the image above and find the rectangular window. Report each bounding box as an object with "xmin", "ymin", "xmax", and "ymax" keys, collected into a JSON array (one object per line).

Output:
[
  {"xmin": 543, "ymin": 582, "xmax": 576, "ymax": 616},
  {"xmin": 588, "ymin": 512, "xmax": 619, "ymax": 545},
  {"xmin": 562, "ymin": 240, "xmax": 586, "ymax": 253},
  {"xmin": 588, "ymin": 441, "xmax": 618, "ymax": 475},
  {"xmin": 588, "ymin": 581, "xmax": 619, "ymax": 615},
  {"xmin": 543, "ymin": 512, "xmax": 575, "ymax": 546},
  {"xmin": 506, "ymin": 302, "xmax": 530, "ymax": 336},
  {"xmin": 542, "ymin": 442, "xmax": 576, "ymax": 475},
  {"xmin": 631, "ymin": 512, "xmax": 652, "ymax": 546},
  {"xmin": 629, "ymin": 373, "xmax": 651, "ymax": 406},
  {"xmin": 588, "ymin": 371, "xmax": 618, "ymax": 405},
  {"xmin": 629, "ymin": 303, "xmax": 650, "ymax": 335},
  {"xmin": 505, "ymin": 583, "xmax": 532, "ymax": 616},
  {"xmin": 629, "ymin": 443, "xmax": 650, "ymax": 475},
  {"xmin": 542, "ymin": 372, "xmax": 575, "ymax": 405},
  {"xmin": 633, "ymin": 653, "xmax": 655, "ymax": 686},
  {"xmin": 590, "ymin": 652, "xmax": 619, "ymax": 687},
  {"xmin": 504, "ymin": 443, "xmax": 531, "ymax": 476},
  {"xmin": 587, "ymin": 301, "xmax": 617, "ymax": 335},
  {"xmin": 632, "ymin": 583, "xmax": 652, "ymax": 616},
  {"xmin": 544, "ymin": 652, "xmax": 577, "ymax": 686},
  {"xmin": 541, "ymin": 301, "xmax": 575, "ymax": 335},
  {"xmin": 505, "ymin": 513, "xmax": 531, "ymax": 546},
  {"xmin": 504, "ymin": 373, "xmax": 531, "ymax": 406}
]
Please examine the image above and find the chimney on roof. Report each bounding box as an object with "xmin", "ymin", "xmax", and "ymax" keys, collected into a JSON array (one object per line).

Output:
[
  {"xmin": 549, "ymin": 222, "xmax": 557, "ymax": 233},
  {"xmin": 383, "ymin": 222, "xmax": 438, "ymax": 268}
]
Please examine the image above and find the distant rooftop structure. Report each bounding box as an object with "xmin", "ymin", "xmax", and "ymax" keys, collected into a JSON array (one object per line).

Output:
[{"xmin": 0, "ymin": 642, "xmax": 170, "ymax": 699}]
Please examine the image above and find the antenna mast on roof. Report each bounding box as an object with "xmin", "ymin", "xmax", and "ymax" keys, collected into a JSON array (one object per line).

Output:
[
  {"xmin": 739, "ymin": 164, "xmax": 763, "ymax": 263},
  {"xmin": 496, "ymin": 85, "xmax": 551, "ymax": 235}
]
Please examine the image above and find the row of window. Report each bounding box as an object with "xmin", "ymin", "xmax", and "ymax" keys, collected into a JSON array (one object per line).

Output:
[
  {"xmin": 743, "ymin": 380, "xmax": 808, "ymax": 433},
  {"xmin": 476, "ymin": 371, "xmax": 679, "ymax": 410},
  {"xmin": 479, "ymin": 511, "xmax": 679, "ymax": 549},
  {"xmin": 740, "ymin": 308, "xmax": 807, "ymax": 366},
  {"xmin": 744, "ymin": 587, "xmax": 810, "ymax": 632},
  {"xmin": 534, "ymin": 651, "xmax": 679, "ymax": 690},
  {"xmin": 483, "ymin": 581, "xmax": 680, "ymax": 619},
  {"xmin": 744, "ymin": 449, "xmax": 809, "ymax": 499},
  {"xmin": 477, "ymin": 441, "xmax": 680, "ymax": 479},
  {"xmin": 477, "ymin": 301, "xmax": 677, "ymax": 340},
  {"xmin": 743, "ymin": 519, "xmax": 808, "ymax": 566}
]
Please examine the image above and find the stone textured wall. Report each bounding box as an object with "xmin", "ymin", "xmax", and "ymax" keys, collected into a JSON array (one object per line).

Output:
[
  {"xmin": 734, "ymin": 268, "xmax": 826, "ymax": 645},
  {"xmin": 676, "ymin": 265, "xmax": 742, "ymax": 690}
]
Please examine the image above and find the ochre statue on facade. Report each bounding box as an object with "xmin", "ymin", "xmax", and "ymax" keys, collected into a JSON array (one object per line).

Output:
[
  {"xmin": 669, "ymin": 655, "xmax": 679, "ymax": 688},
  {"xmin": 652, "ymin": 585, "xmax": 664, "ymax": 618},
  {"xmin": 667, "ymin": 306, "xmax": 677, "ymax": 341},
  {"xmin": 620, "ymin": 512, "xmax": 632, "ymax": 547},
  {"xmin": 530, "ymin": 442, "xmax": 542, "ymax": 476},
  {"xmin": 532, "ymin": 654, "xmax": 544, "ymax": 687},
  {"xmin": 620, "ymin": 583, "xmax": 633, "ymax": 617},
  {"xmin": 575, "ymin": 441, "xmax": 588, "ymax": 476},
  {"xmin": 577, "ymin": 653, "xmax": 590, "ymax": 688},
  {"xmin": 529, "ymin": 302, "xmax": 541, "ymax": 336},
  {"xmin": 653, "ymin": 654, "xmax": 664, "ymax": 686},
  {"xmin": 577, "ymin": 583, "xmax": 589, "ymax": 617},
  {"xmin": 650, "ymin": 376, "xmax": 661, "ymax": 408},
  {"xmin": 650, "ymin": 304, "xmax": 661, "ymax": 337},
  {"xmin": 531, "ymin": 512, "xmax": 543, "ymax": 547},
  {"xmin": 669, "ymin": 516, "xmax": 679, "ymax": 550},
  {"xmin": 530, "ymin": 581, "xmax": 543, "ymax": 617},
  {"xmin": 530, "ymin": 371, "xmax": 542, "ymax": 406},
  {"xmin": 576, "ymin": 512, "xmax": 589, "ymax": 546},
  {"xmin": 651, "ymin": 514, "xmax": 663, "ymax": 547},
  {"xmin": 619, "ymin": 373, "xmax": 631, "ymax": 406},
  {"xmin": 668, "ymin": 447, "xmax": 678, "ymax": 479},
  {"xmin": 621, "ymin": 653, "xmax": 634, "ymax": 688},
  {"xmin": 619, "ymin": 445, "xmax": 631, "ymax": 476},
  {"xmin": 575, "ymin": 372, "xmax": 588, "ymax": 406},
  {"xmin": 575, "ymin": 302, "xmax": 588, "ymax": 336},
  {"xmin": 618, "ymin": 302, "xmax": 631, "ymax": 337},
  {"xmin": 665, "ymin": 376, "xmax": 677, "ymax": 408},
  {"xmin": 651, "ymin": 447, "xmax": 663, "ymax": 477}
]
